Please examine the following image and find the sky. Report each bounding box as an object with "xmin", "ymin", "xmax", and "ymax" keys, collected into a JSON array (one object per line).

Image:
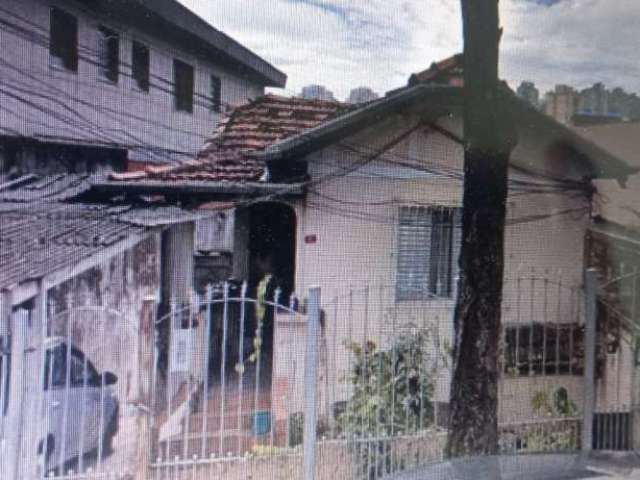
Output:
[{"xmin": 178, "ymin": 0, "xmax": 640, "ymax": 101}]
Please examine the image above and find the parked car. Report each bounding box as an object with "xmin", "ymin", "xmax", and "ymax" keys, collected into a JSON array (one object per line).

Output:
[{"xmin": 39, "ymin": 337, "xmax": 119, "ymax": 473}]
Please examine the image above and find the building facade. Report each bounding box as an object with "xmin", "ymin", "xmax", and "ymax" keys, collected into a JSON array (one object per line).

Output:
[
  {"xmin": 0, "ymin": 0, "xmax": 285, "ymax": 175},
  {"xmin": 516, "ymin": 81, "xmax": 540, "ymax": 108},
  {"xmin": 544, "ymin": 84, "xmax": 578, "ymax": 125}
]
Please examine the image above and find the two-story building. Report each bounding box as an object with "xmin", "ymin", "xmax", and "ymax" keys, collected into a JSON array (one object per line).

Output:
[{"xmin": 0, "ymin": 0, "xmax": 286, "ymax": 176}]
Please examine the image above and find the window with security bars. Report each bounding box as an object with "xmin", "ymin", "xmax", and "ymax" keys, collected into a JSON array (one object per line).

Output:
[{"xmin": 395, "ymin": 206, "xmax": 461, "ymax": 301}]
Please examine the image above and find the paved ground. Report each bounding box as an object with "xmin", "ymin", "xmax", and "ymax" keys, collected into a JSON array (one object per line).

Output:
[{"xmin": 389, "ymin": 453, "xmax": 640, "ymax": 480}]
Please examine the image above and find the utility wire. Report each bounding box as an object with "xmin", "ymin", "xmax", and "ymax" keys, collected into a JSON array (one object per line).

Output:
[{"xmin": 0, "ymin": 12, "xmax": 241, "ymax": 111}]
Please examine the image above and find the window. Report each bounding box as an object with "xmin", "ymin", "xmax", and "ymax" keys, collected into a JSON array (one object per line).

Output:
[
  {"xmin": 173, "ymin": 59, "xmax": 194, "ymax": 113},
  {"xmin": 49, "ymin": 7, "xmax": 78, "ymax": 72},
  {"xmin": 503, "ymin": 323, "xmax": 580, "ymax": 376},
  {"xmin": 210, "ymin": 75, "xmax": 222, "ymax": 112},
  {"xmin": 97, "ymin": 26, "xmax": 119, "ymax": 83},
  {"xmin": 395, "ymin": 206, "xmax": 460, "ymax": 301},
  {"xmin": 132, "ymin": 41, "xmax": 150, "ymax": 92}
]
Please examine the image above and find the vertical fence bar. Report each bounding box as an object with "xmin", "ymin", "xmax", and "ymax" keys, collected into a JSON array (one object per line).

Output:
[
  {"xmin": 201, "ymin": 285, "xmax": 213, "ymax": 459},
  {"xmin": 219, "ymin": 283, "xmax": 230, "ymax": 456},
  {"xmin": 303, "ymin": 287, "xmax": 321, "ymax": 480},
  {"xmin": 59, "ymin": 303, "xmax": 73, "ymax": 473},
  {"xmin": 582, "ymin": 269, "xmax": 598, "ymax": 456},
  {"xmin": 236, "ymin": 282, "xmax": 247, "ymax": 455}
]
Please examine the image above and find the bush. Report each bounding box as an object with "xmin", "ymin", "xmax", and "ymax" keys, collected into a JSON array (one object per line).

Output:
[{"xmin": 336, "ymin": 327, "xmax": 442, "ymax": 478}]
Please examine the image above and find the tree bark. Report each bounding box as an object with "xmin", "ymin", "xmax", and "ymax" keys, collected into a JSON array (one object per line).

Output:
[{"xmin": 446, "ymin": 0, "xmax": 516, "ymax": 458}]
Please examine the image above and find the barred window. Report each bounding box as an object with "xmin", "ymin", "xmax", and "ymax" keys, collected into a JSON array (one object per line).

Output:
[
  {"xmin": 396, "ymin": 206, "xmax": 461, "ymax": 302},
  {"xmin": 503, "ymin": 323, "xmax": 581, "ymax": 376}
]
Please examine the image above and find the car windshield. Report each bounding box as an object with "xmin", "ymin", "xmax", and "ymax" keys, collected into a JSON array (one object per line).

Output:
[{"xmin": 44, "ymin": 343, "xmax": 100, "ymax": 390}]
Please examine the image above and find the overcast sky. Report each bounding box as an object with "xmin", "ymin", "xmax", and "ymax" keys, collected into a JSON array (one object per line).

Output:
[{"xmin": 179, "ymin": 0, "xmax": 640, "ymax": 101}]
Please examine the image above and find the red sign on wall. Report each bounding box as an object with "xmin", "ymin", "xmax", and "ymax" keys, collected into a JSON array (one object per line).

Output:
[{"xmin": 304, "ymin": 234, "xmax": 317, "ymax": 244}]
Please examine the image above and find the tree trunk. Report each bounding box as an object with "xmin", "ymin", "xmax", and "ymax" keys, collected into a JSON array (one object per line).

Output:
[{"xmin": 446, "ymin": 0, "xmax": 516, "ymax": 458}]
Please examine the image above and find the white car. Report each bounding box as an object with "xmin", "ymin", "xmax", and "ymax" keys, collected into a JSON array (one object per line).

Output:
[{"xmin": 38, "ymin": 338, "xmax": 119, "ymax": 474}]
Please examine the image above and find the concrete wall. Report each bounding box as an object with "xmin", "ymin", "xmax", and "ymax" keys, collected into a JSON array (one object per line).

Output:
[
  {"xmin": 0, "ymin": 0, "xmax": 265, "ymax": 168},
  {"xmin": 45, "ymin": 231, "xmax": 162, "ymax": 475}
]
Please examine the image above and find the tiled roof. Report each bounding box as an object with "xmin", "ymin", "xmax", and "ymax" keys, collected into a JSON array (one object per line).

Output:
[
  {"xmin": 408, "ymin": 53, "xmax": 464, "ymax": 87},
  {"xmin": 111, "ymin": 94, "xmax": 350, "ymax": 183}
]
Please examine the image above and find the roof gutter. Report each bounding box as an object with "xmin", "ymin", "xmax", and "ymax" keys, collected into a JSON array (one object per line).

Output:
[
  {"xmin": 255, "ymin": 84, "xmax": 634, "ymax": 183},
  {"xmin": 256, "ymin": 84, "xmax": 462, "ymax": 163},
  {"xmin": 91, "ymin": 180, "xmax": 306, "ymax": 198}
]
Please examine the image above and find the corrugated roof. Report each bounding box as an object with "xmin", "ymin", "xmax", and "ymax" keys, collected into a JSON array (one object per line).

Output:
[
  {"xmin": 0, "ymin": 176, "xmax": 213, "ymax": 288},
  {"xmin": 0, "ymin": 174, "xmax": 93, "ymax": 203},
  {"xmin": 0, "ymin": 202, "xmax": 145, "ymax": 288},
  {"xmin": 110, "ymin": 94, "xmax": 351, "ymax": 183}
]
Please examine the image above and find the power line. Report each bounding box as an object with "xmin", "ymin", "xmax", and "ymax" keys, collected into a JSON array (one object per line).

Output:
[
  {"xmin": 0, "ymin": 11, "xmax": 242, "ymax": 111},
  {"xmin": 0, "ymin": 85, "xmax": 199, "ymax": 162}
]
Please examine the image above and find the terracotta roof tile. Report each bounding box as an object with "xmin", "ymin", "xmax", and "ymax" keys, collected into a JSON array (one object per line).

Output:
[
  {"xmin": 115, "ymin": 94, "xmax": 351, "ymax": 183},
  {"xmin": 408, "ymin": 53, "xmax": 464, "ymax": 87}
]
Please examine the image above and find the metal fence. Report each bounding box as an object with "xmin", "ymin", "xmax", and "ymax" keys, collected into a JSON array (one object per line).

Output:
[{"xmin": 0, "ymin": 270, "xmax": 632, "ymax": 480}]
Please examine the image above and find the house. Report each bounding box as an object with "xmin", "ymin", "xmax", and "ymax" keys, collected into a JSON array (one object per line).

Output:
[
  {"xmin": 0, "ymin": 174, "xmax": 215, "ymax": 478},
  {"xmin": 575, "ymin": 121, "xmax": 640, "ymax": 439},
  {"xmin": 90, "ymin": 53, "xmax": 637, "ymax": 462},
  {"xmin": 0, "ymin": 0, "xmax": 286, "ymax": 177}
]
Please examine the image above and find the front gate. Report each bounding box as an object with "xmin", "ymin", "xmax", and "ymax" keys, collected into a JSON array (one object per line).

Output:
[
  {"xmin": 148, "ymin": 282, "xmax": 311, "ymax": 478},
  {"xmin": 592, "ymin": 267, "xmax": 640, "ymax": 451},
  {"xmin": 0, "ymin": 302, "xmax": 130, "ymax": 480}
]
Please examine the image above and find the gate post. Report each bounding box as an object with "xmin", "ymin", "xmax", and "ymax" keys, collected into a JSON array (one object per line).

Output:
[
  {"xmin": 582, "ymin": 269, "xmax": 598, "ymax": 457},
  {"xmin": 303, "ymin": 287, "xmax": 321, "ymax": 480},
  {"xmin": 135, "ymin": 296, "xmax": 157, "ymax": 480}
]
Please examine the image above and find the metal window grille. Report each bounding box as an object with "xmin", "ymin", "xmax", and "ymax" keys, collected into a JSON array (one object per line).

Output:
[{"xmin": 396, "ymin": 206, "xmax": 460, "ymax": 301}]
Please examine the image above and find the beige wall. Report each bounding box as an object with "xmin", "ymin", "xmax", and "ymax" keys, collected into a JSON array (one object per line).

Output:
[{"xmin": 284, "ymin": 113, "xmax": 594, "ymax": 418}]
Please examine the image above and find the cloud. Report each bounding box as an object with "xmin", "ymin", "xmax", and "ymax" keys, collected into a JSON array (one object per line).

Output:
[{"xmin": 179, "ymin": 0, "xmax": 640, "ymax": 100}]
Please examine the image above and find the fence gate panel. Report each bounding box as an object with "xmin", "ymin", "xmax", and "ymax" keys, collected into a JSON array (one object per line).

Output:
[
  {"xmin": 36, "ymin": 304, "xmax": 130, "ymax": 479},
  {"xmin": 593, "ymin": 268, "xmax": 640, "ymax": 452},
  {"xmin": 149, "ymin": 281, "xmax": 307, "ymax": 479}
]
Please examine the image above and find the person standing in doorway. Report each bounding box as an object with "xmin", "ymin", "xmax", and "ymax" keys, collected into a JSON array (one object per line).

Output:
[{"xmin": 249, "ymin": 251, "xmax": 280, "ymax": 383}]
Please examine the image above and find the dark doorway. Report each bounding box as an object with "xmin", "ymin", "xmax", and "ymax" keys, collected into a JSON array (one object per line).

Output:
[{"xmin": 248, "ymin": 202, "xmax": 297, "ymax": 301}]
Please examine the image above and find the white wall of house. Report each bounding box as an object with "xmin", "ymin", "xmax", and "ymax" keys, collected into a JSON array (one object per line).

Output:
[
  {"xmin": 0, "ymin": 0, "xmax": 266, "ymax": 166},
  {"xmin": 283, "ymin": 112, "xmax": 604, "ymax": 422}
]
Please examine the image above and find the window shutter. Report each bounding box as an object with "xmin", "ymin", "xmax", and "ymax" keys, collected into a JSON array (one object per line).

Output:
[
  {"xmin": 452, "ymin": 208, "xmax": 463, "ymax": 294},
  {"xmin": 396, "ymin": 206, "xmax": 432, "ymax": 301}
]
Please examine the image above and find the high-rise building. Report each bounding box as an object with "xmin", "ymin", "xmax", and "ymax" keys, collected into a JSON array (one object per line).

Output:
[
  {"xmin": 578, "ymin": 83, "xmax": 609, "ymax": 116},
  {"xmin": 348, "ymin": 86, "xmax": 379, "ymax": 104},
  {"xmin": 516, "ymin": 81, "xmax": 540, "ymax": 108},
  {"xmin": 543, "ymin": 85, "xmax": 578, "ymax": 125},
  {"xmin": 299, "ymin": 84, "xmax": 336, "ymax": 101}
]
